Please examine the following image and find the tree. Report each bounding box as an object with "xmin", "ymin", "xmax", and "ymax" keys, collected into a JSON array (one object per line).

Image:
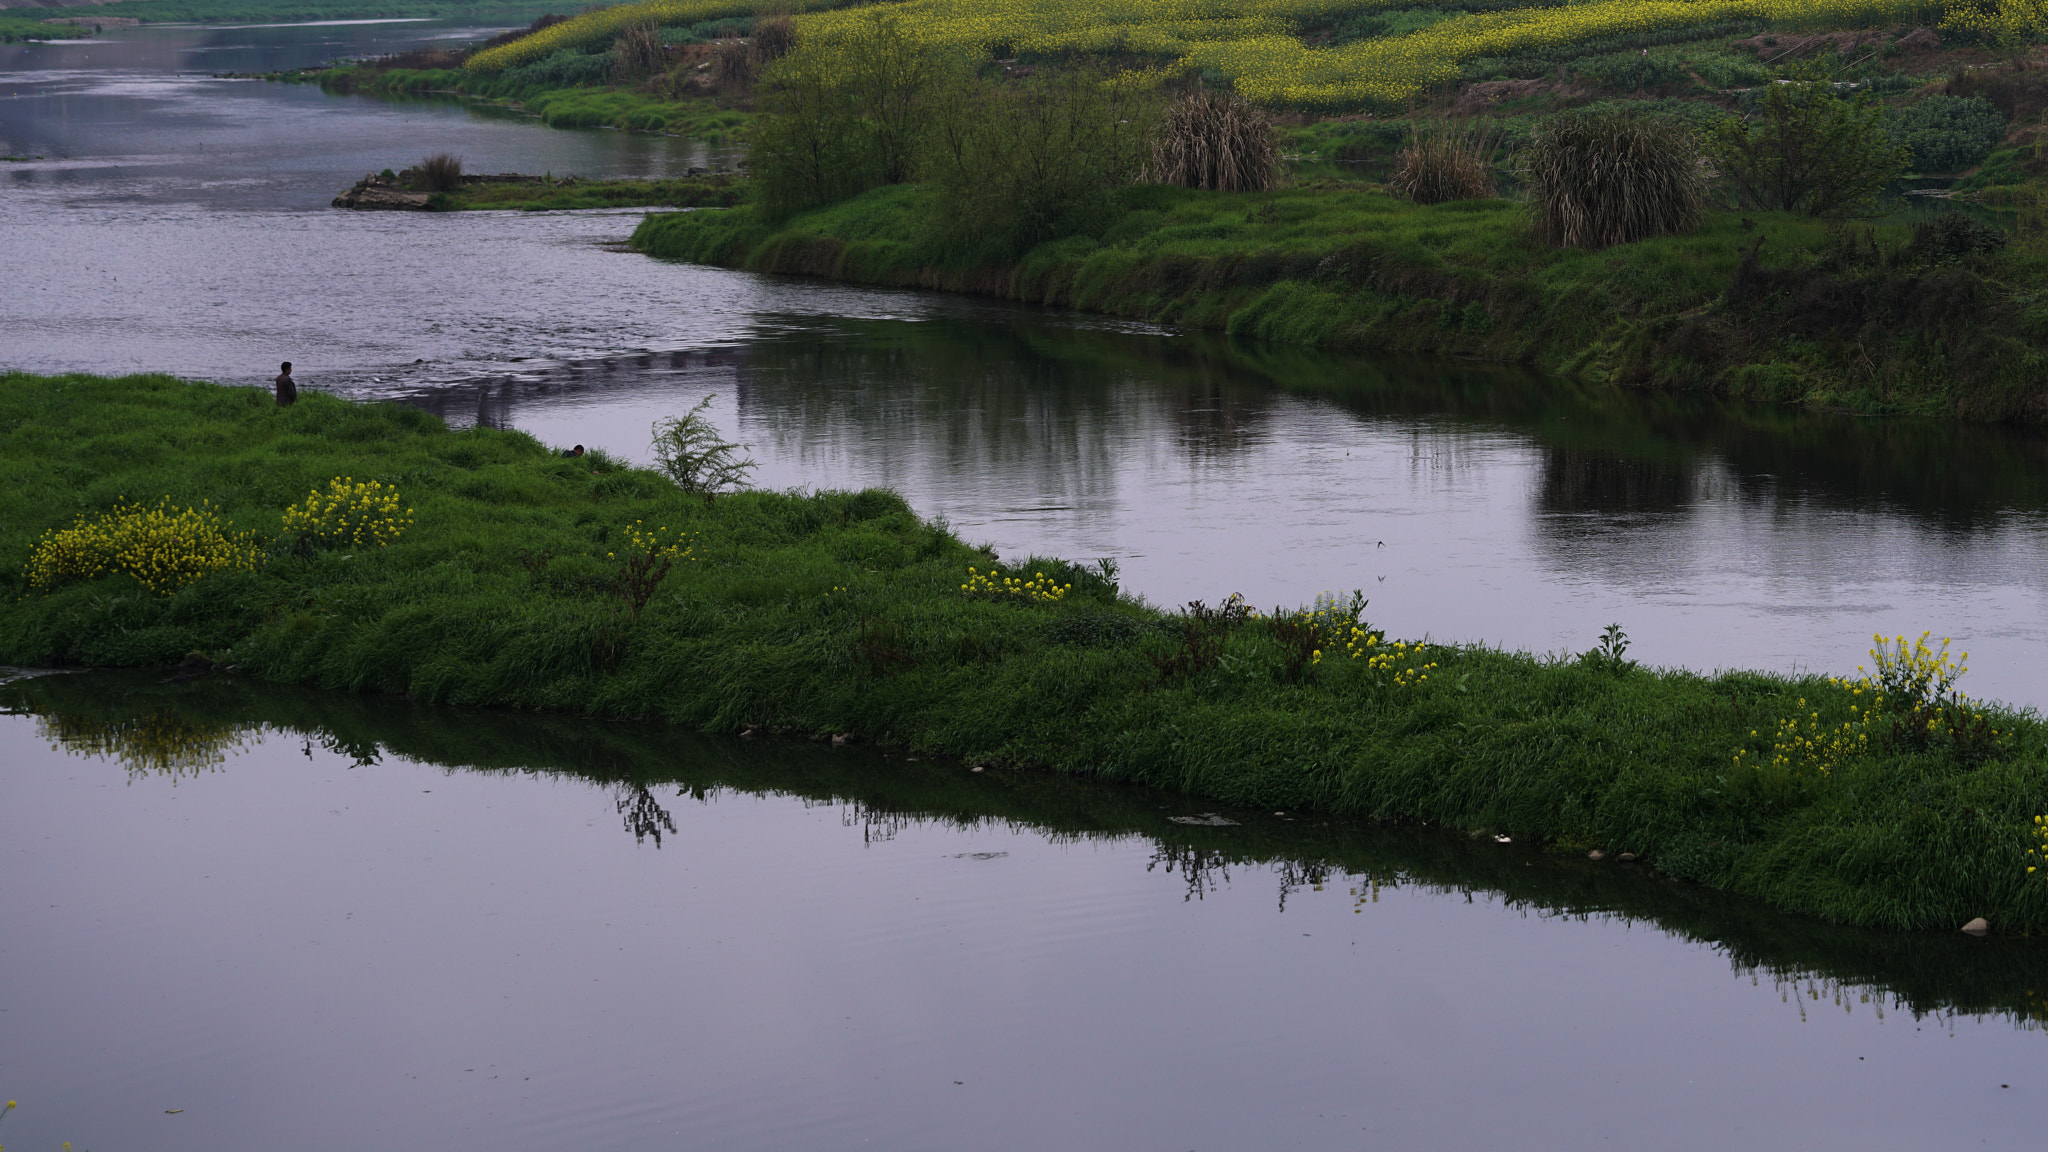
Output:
[
  {"xmin": 747, "ymin": 13, "xmax": 947, "ymax": 219},
  {"xmin": 921, "ymin": 68, "xmax": 1159, "ymax": 259},
  {"xmin": 1706, "ymin": 63, "xmax": 1908, "ymax": 218}
]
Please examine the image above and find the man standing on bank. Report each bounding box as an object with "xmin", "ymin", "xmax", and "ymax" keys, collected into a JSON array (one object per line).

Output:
[{"xmin": 274, "ymin": 360, "xmax": 298, "ymax": 407}]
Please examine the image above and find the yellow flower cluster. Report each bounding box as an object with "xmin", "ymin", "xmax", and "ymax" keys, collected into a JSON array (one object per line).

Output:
[
  {"xmin": 1940, "ymin": 0, "xmax": 2048, "ymax": 44},
  {"xmin": 281, "ymin": 477, "xmax": 414, "ymax": 552},
  {"xmin": 961, "ymin": 565, "xmax": 1070, "ymax": 602},
  {"xmin": 605, "ymin": 520, "xmax": 696, "ymax": 563},
  {"xmin": 2027, "ymin": 814, "xmax": 2046, "ymax": 875},
  {"xmin": 1731, "ymin": 696, "xmax": 1874, "ymax": 776},
  {"xmin": 26, "ymin": 498, "xmax": 265, "ymax": 595},
  {"xmin": 467, "ymin": 0, "xmax": 846, "ymax": 71},
  {"xmin": 1346, "ymin": 632, "xmax": 1437, "ymax": 683}
]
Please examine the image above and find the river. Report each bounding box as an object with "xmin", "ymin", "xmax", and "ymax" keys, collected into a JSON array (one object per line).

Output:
[{"xmin": 1, "ymin": 21, "xmax": 2045, "ymax": 1150}]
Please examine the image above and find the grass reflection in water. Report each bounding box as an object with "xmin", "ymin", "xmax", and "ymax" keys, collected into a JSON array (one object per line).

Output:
[{"xmin": 5, "ymin": 667, "xmax": 2044, "ymax": 1033}]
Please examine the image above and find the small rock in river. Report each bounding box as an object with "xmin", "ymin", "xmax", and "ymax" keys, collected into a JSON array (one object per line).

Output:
[
  {"xmin": 1962, "ymin": 917, "xmax": 1990, "ymax": 935},
  {"xmin": 1617, "ymin": 852, "xmax": 1637, "ymax": 861},
  {"xmin": 1588, "ymin": 850, "xmax": 1606, "ymax": 861},
  {"xmin": 970, "ymin": 766, "xmax": 985, "ymax": 773},
  {"xmin": 1493, "ymin": 834, "xmax": 1512, "ymax": 843},
  {"xmin": 1168, "ymin": 814, "xmax": 1239, "ymax": 827}
]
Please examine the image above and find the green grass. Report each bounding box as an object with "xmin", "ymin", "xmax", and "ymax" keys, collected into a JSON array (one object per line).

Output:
[
  {"xmin": 425, "ymin": 175, "xmax": 742, "ymax": 211},
  {"xmin": 0, "ymin": 14, "xmax": 90, "ymax": 40},
  {"xmin": 4, "ymin": 370, "xmax": 2047, "ymax": 933},
  {"xmin": 84, "ymin": 0, "xmax": 545, "ymax": 21},
  {"xmin": 632, "ymin": 181, "xmax": 2048, "ymax": 422},
  {"xmin": 300, "ymin": 64, "xmax": 750, "ymax": 138}
]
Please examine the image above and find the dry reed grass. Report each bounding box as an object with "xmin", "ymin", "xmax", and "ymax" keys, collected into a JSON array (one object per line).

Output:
[
  {"xmin": 1148, "ymin": 89, "xmax": 1279, "ymax": 192},
  {"xmin": 612, "ymin": 21, "xmax": 668, "ymax": 85},
  {"xmin": 1387, "ymin": 120, "xmax": 1497, "ymax": 205},
  {"xmin": 1528, "ymin": 108, "xmax": 1706, "ymax": 249},
  {"xmin": 418, "ymin": 153, "xmax": 464, "ymax": 192}
]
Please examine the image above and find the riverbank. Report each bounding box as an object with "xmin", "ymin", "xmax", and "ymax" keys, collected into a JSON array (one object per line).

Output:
[
  {"xmin": 333, "ymin": 169, "xmax": 741, "ymax": 210},
  {"xmin": 288, "ymin": 61, "xmax": 749, "ymax": 139},
  {"xmin": 632, "ymin": 184, "xmax": 2048, "ymax": 424},
  {"xmin": 4, "ymin": 371, "xmax": 2044, "ymax": 932}
]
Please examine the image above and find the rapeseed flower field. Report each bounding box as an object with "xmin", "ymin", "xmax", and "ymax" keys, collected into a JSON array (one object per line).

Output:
[{"xmin": 469, "ymin": 0, "xmax": 1950, "ymax": 108}]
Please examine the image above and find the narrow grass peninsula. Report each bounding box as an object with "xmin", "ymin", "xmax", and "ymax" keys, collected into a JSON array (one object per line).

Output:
[
  {"xmin": 5, "ymin": 371, "xmax": 2044, "ymax": 933},
  {"xmin": 632, "ymin": 187, "xmax": 2048, "ymax": 423}
]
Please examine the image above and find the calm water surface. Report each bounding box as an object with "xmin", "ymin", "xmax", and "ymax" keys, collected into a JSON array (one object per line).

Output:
[{"xmin": 1, "ymin": 670, "xmax": 2042, "ymax": 1151}]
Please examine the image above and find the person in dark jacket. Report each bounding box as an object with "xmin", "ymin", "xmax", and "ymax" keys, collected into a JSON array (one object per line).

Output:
[{"xmin": 274, "ymin": 361, "xmax": 297, "ymax": 407}]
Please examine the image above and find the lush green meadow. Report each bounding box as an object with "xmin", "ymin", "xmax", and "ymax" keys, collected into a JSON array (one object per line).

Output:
[{"xmin": 3, "ymin": 371, "xmax": 2045, "ymax": 933}]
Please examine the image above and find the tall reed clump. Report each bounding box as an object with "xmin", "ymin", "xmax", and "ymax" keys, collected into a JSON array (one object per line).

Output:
[
  {"xmin": 1527, "ymin": 108, "xmax": 1705, "ymax": 249},
  {"xmin": 612, "ymin": 21, "xmax": 667, "ymax": 85},
  {"xmin": 1148, "ymin": 89, "xmax": 1279, "ymax": 193},
  {"xmin": 418, "ymin": 152, "xmax": 464, "ymax": 192},
  {"xmin": 1387, "ymin": 119, "xmax": 1496, "ymax": 205}
]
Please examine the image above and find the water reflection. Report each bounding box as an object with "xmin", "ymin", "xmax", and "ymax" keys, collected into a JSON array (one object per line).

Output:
[{"xmin": 8, "ymin": 668, "xmax": 2043, "ymax": 1029}]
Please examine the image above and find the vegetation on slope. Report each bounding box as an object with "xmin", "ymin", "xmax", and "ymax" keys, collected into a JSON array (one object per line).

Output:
[
  {"xmin": 2, "ymin": 371, "xmax": 2044, "ymax": 933},
  {"xmin": 634, "ymin": 180, "xmax": 2048, "ymax": 420}
]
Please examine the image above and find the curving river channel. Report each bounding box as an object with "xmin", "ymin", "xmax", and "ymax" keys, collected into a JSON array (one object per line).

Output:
[{"xmin": 2, "ymin": 20, "xmax": 2046, "ymax": 1151}]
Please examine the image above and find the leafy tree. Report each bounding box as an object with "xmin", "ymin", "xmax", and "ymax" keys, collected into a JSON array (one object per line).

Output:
[
  {"xmin": 1706, "ymin": 63, "xmax": 1908, "ymax": 217},
  {"xmin": 920, "ymin": 68, "xmax": 1159, "ymax": 259},
  {"xmin": 748, "ymin": 14, "xmax": 949, "ymax": 219}
]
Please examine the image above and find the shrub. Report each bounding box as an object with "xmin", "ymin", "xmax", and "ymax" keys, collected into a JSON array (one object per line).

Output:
[
  {"xmin": 749, "ymin": 14, "xmax": 945, "ymax": 218},
  {"xmin": 921, "ymin": 67, "xmax": 1159, "ymax": 258},
  {"xmin": 753, "ymin": 10, "xmax": 797, "ymax": 63},
  {"xmin": 1886, "ymin": 94, "xmax": 2007, "ymax": 172},
  {"xmin": 1528, "ymin": 108, "xmax": 1706, "ymax": 248},
  {"xmin": 417, "ymin": 153, "xmax": 463, "ymax": 192},
  {"xmin": 26, "ymin": 498, "xmax": 266, "ymax": 595},
  {"xmin": 280, "ymin": 478, "xmax": 414, "ymax": 553},
  {"xmin": 1387, "ymin": 119, "xmax": 1496, "ymax": 205},
  {"xmin": 1148, "ymin": 89, "xmax": 1280, "ymax": 193},
  {"xmin": 1706, "ymin": 63, "xmax": 1908, "ymax": 217},
  {"xmin": 651, "ymin": 395, "xmax": 757, "ymax": 497}
]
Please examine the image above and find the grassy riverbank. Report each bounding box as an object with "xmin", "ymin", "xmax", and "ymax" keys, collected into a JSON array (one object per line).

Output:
[
  {"xmin": 632, "ymin": 185, "xmax": 2048, "ymax": 423},
  {"xmin": 296, "ymin": 61, "xmax": 749, "ymax": 138},
  {"xmin": 334, "ymin": 170, "xmax": 742, "ymax": 210},
  {"xmin": 4, "ymin": 371, "xmax": 2045, "ymax": 932}
]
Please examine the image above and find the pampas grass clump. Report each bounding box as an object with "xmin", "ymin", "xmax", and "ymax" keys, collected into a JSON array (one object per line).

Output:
[
  {"xmin": 1388, "ymin": 120, "xmax": 1496, "ymax": 205},
  {"xmin": 418, "ymin": 153, "xmax": 463, "ymax": 192},
  {"xmin": 1149, "ymin": 89, "xmax": 1279, "ymax": 192},
  {"xmin": 1528, "ymin": 109, "xmax": 1706, "ymax": 249}
]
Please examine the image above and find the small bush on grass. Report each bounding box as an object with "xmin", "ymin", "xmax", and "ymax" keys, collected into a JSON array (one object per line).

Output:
[
  {"xmin": 1528, "ymin": 108, "xmax": 1706, "ymax": 248},
  {"xmin": 651, "ymin": 395, "xmax": 758, "ymax": 499}
]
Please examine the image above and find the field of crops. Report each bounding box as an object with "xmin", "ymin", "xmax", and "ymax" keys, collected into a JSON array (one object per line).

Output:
[{"xmin": 469, "ymin": 0, "xmax": 1952, "ymax": 108}]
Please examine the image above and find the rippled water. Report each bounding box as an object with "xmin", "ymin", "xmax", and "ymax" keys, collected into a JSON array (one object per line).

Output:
[{"xmin": 2, "ymin": 669, "xmax": 2042, "ymax": 1152}]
